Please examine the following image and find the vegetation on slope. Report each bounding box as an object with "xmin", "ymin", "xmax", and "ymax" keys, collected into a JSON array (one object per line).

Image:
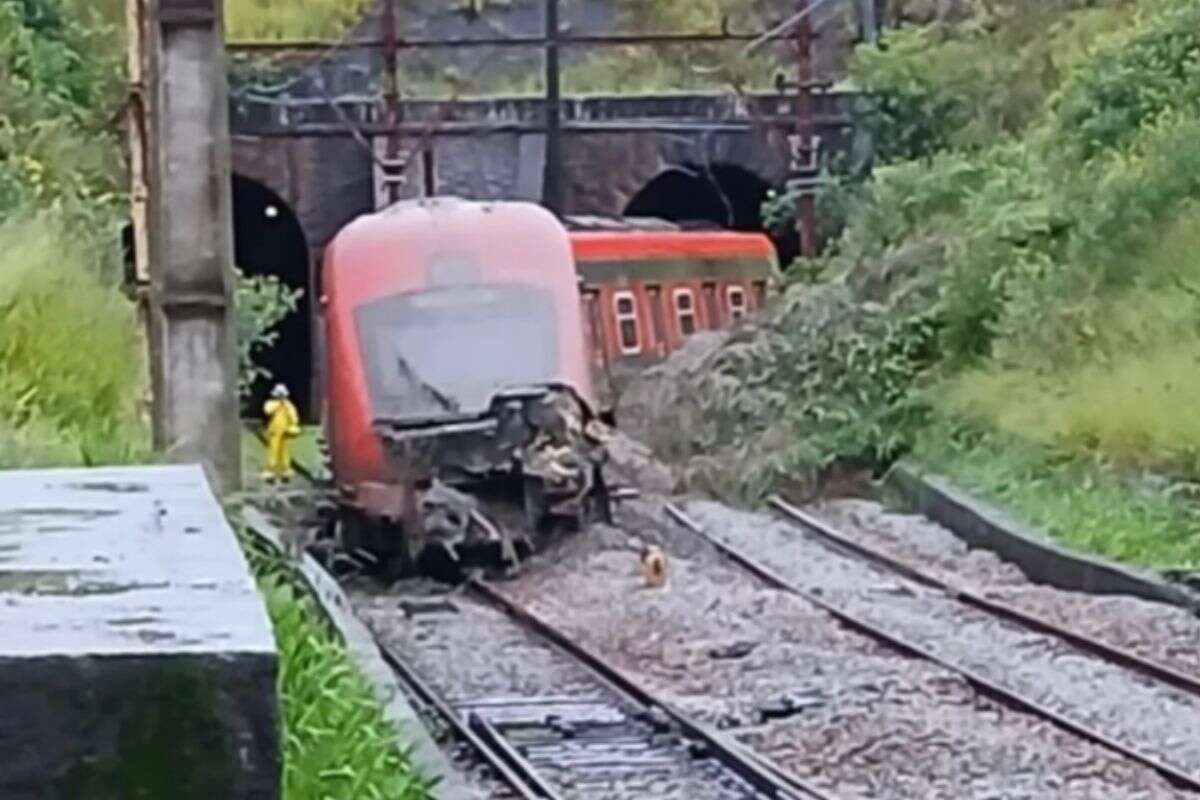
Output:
[
  {"xmin": 0, "ymin": 0, "xmax": 145, "ymax": 467},
  {"xmin": 226, "ymin": 0, "xmax": 808, "ymax": 95},
  {"xmin": 631, "ymin": 0, "xmax": 1200, "ymax": 568},
  {"xmin": 3, "ymin": 3, "xmax": 430, "ymax": 796},
  {"xmin": 226, "ymin": 0, "xmax": 374, "ymax": 41}
]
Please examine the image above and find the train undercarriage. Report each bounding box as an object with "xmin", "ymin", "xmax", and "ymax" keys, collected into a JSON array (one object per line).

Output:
[{"xmin": 330, "ymin": 387, "xmax": 615, "ymax": 582}]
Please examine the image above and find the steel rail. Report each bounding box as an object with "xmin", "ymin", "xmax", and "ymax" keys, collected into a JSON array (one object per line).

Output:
[
  {"xmin": 470, "ymin": 578, "xmax": 836, "ymax": 800},
  {"xmin": 767, "ymin": 496, "xmax": 1200, "ymax": 700},
  {"xmin": 664, "ymin": 503, "xmax": 1200, "ymax": 793},
  {"xmin": 468, "ymin": 714, "xmax": 566, "ymax": 800},
  {"xmin": 240, "ymin": 506, "xmax": 516, "ymax": 798},
  {"xmin": 375, "ymin": 637, "xmax": 548, "ymax": 800}
]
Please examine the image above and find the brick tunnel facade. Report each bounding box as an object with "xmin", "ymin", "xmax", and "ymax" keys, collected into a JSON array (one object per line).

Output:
[{"xmin": 227, "ymin": 91, "xmax": 862, "ymax": 417}]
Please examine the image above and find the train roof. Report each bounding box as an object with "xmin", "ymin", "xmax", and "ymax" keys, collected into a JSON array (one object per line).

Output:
[
  {"xmin": 569, "ymin": 225, "xmax": 778, "ymax": 262},
  {"xmin": 323, "ymin": 197, "xmax": 576, "ymax": 307},
  {"xmin": 562, "ymin": 215, "xmax": 729, "ymax": 232}
]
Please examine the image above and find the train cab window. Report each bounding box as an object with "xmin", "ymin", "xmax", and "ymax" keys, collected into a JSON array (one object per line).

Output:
[
  {"xmin": 673, "ymin": 288, "xmax": 697, "ymax": 336},
  {"xmin": 613, "ymin": 291, "xmax": 641, "ymax": 355},
  {"xmin": 727, "ymin": 286, "xmax": 747, "ymax": 323}
]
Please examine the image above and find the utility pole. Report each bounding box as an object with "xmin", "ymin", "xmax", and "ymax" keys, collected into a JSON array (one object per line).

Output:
[
  {"xmin": 378, "ymin": 0, "xmax": 407, "ymax": 206},
  {"xmin": 542, "ymin": 0, "xmax": 564, "ymax": 215},
  {"xmin": 136, "ymin": 0, "xmax": 241, "ymax": 491},
  {"xmin": 792, "ymin": 0, "xmax": 817, "ymax": 259},
  {"xmin": 859, "ymin": 0, "xmax": 878, "ymax": 43}
]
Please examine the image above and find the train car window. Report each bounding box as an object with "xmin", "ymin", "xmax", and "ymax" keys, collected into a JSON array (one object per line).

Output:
[
  {"xmin": 752, "ymin": 280, "xmax": 767, "ymax": 308},
  {"xmin": 701, "ymin": 282, "xmax": 719, "ymax": 329},
  {"xmin": 673, "ymin": 288, "xmax": 697, "ymax": 337},
  {"xmin": 727, "ymin": 286, "xmax": 747, "ymax": 322},
  {"xmin": 613, "ymin": 291, "xmax": 641, "ymax": 355}
]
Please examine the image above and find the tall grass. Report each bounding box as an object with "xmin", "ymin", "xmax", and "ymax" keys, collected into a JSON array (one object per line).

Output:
[
  {"xmin": 240, "ymin": 535, "xmax": 434, "ymax": 800},
  {"xmin": 944, "ymin": 204, "xmax": 1200, "ymax": 472},
  {"xmin": 0, "ymin": 213, "xmax": 148, "ymax": 467},
  {"xmin": 225, "ymin": 0, "xmax": 779, "ymax": 97},
  {"xmin": 914, "ymin": 426, "xmax": 1200, "ymax": 569},
  {"xmin": 225, "ymin": 0, "xmax": 373, "ymax": 41}
]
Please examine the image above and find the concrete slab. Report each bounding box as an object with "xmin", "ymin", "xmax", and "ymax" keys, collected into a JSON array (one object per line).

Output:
[{"xmin": 0, "ymin": 464, "xmax": 278, "ymax": 800}]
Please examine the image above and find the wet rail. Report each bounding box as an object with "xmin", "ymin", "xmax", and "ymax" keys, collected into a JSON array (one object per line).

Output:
[
  {"xmin": 350, "ymin": 578, "xmax": 835, "ymax": 800},
  {"xmin": 374, "ymin": 623, "xmax": 561, "ymax": 799},
  {"xmin": 767, "ymin": 496, "xmax": 1200, "ymax": 698},
  {"xmin": 665, "ymin": 501, "xmax": 1200, "ymax": 794}
]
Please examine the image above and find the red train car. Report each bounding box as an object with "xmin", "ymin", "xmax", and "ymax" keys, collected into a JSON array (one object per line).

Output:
[
  {"xmin": 321, "ymin": 198, "xmax": 610, "ymax": 574},
  {"xmin": 567, "ymin": 218, "xmax": 780, "ymax": 391}
]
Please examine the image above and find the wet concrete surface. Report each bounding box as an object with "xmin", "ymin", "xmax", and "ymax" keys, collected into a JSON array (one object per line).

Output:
[
  {"xmin": 0, "ymin": 464, "xmax": 275, "ymax": 656},
  {"xmin": 683, "ymin": 498, "xmax": 1200, "ymax": 787},
  {"xmin": 0, "ymin": 465, "xmax": 278, "ymax": 800},
  {"xmin": 351, "ymin": 580, "xmax": 762, "ymax": 799},
  {"xmin": 814, "ymin": 499, "xmax": 1200, "ymax": 678},
  {"xmin": 496, "ymin": 497, "xmax": 1189, "ymax": 798}
]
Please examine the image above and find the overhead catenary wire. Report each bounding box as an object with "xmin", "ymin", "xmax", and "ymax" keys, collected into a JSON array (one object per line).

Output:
[{"xmin": 741, "ymin": 0, "xmax": 842, "ymax": 56}]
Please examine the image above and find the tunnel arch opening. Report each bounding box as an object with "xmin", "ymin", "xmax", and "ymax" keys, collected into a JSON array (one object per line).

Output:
[
  {"xmin": 232, "ymin": 173, "xmax": 314, "ymax": 421},
  {"xmin": 623, "ymin": 162, "xmax": 798, "ymax": 266}
]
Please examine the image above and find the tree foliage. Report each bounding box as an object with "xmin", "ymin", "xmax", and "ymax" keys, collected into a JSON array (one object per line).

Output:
[
  {"xmin": 850, "ymin": 0, "xmax": 1130, "ymax": 163},
  {"xmin": 235, "ymin": 271, "xmax": 303, "ymax": 399},
  {"xmin": 1052, "ymin": 0, "xmax": 1200, "ymax": 164},
  {"xmin": 0, "ymin": 0, "xmax": 145, "ymax": 465},
  {"xmin": 651, "ymin": 0, "xmax": 1200, "ymax": 501}
]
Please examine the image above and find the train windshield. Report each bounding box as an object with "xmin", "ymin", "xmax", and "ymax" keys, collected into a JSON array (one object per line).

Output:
[{"xmin": 355, "ymin": 284, "xmax": 559, "ymax": 423}]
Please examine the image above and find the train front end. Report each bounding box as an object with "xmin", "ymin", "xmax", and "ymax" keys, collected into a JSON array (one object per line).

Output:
[{"xmin": 322, "ymin": 198, "xmax": 611, "ymax": 577}]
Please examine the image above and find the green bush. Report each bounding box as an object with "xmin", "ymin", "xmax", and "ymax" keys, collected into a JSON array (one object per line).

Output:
[
  {"xmin": 0, "ymin": 0, "xmax": 124, "ymax": 238},
  {"xmin": 680, "ymin": 0, "xmax": 1200, "ymax": 518},
  {"xmin": 1051, "ymin": 0, "xmax": 1200, "ymax": 164},
  {"xmin": 850, "ymin": 1, "xmax": 1129, "ymax": 163},
  {"xmin": 236, "ymin": 271, "xmax": 303, "ymax": 399}
]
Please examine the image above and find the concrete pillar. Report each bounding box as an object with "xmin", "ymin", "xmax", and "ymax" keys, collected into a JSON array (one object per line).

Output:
[{"xmin": 145, "ymin": 0, "xmax": 241, "ymax": 491}]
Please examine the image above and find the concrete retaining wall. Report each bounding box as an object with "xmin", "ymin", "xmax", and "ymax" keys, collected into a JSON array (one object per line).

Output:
[
  {"xmin": 882, "ymin": 462, "xmax": 1200, "ymax": 612},
  {"xmin": 0, "ymin": 465, "xmax": 278, "ymax": 800}
]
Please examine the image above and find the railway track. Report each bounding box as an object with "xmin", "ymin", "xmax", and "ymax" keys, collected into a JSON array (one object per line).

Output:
[
  {"xmin": 667, "ymin": 498, "xmax": 1200, "ymax": 794},
  {"xmin": 248, "ymin": 446, "xmax": 1200, "ymax": 797},
  {"xmin": 351, "ymin": 577, "xmax": 834, "ymax": 800}
]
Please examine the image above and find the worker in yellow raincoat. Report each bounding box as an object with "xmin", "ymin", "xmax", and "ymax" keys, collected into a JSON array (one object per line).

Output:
[{"xmin": 263, "ymin": 383, "xmax": 301, "ymax": 482}]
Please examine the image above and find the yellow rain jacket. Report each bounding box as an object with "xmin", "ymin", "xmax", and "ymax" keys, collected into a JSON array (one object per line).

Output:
[{"xmin": 263, "ymin": 397, "xmax": 300, "ymax": 479}]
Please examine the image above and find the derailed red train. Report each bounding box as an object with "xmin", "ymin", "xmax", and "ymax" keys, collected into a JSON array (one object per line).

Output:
[{"xmin": 321, "ymin": 198, "xmax": 612, "ymax": 574}]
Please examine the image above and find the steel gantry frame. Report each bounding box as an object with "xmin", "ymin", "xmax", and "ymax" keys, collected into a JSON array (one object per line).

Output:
[{"xmin": 226, "ymin": 0, "xmax": 881, "ymax": 224}]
